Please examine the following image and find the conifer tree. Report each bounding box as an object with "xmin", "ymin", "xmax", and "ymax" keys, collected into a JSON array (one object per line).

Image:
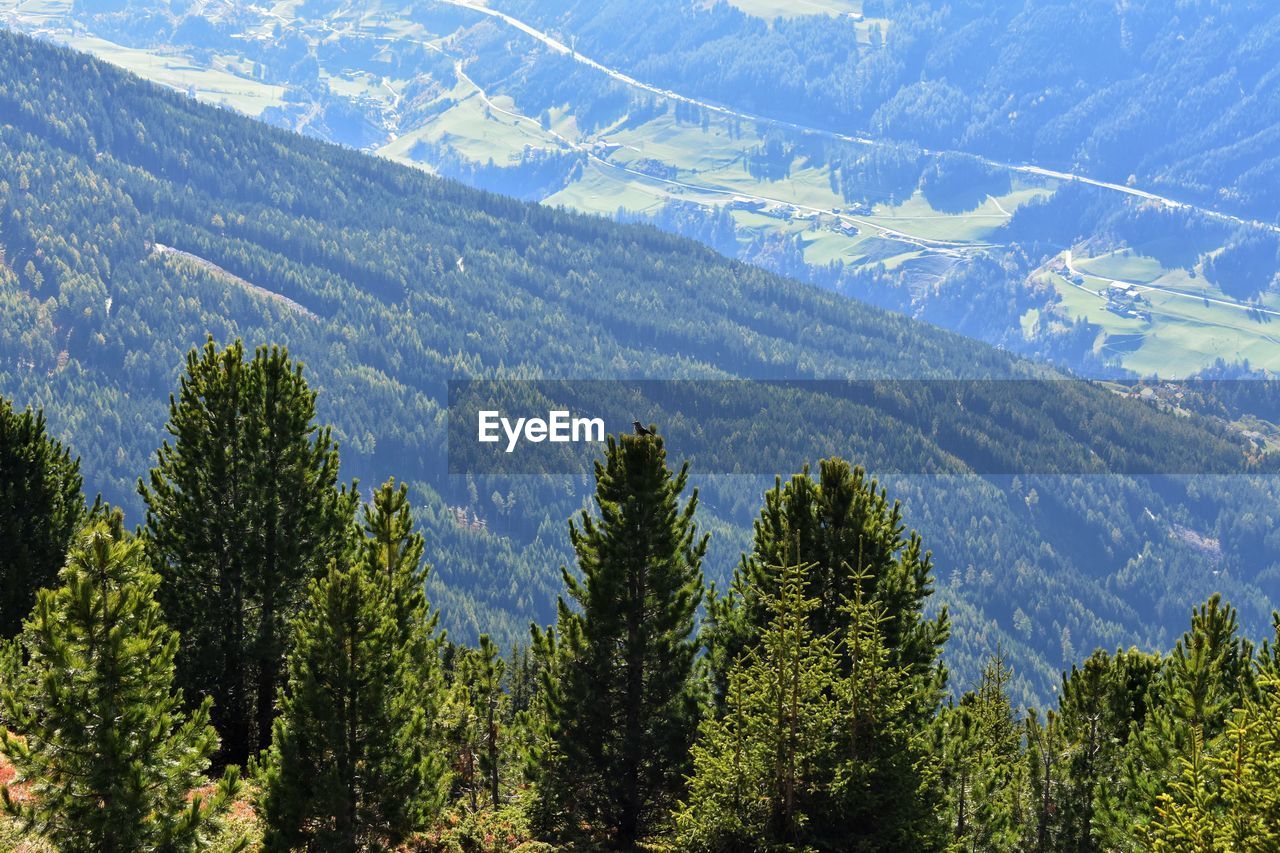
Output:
[
  {"xmin": 825, "ymin": 570, "xmax": 943, "ymax": 850},
  {"xmin": 1052, "ymin": 648, "xmax": 1159, "ymax": 852},
  {"xmin": 257, "ymin": 482, "xmax": 446, "ymax": 851},
  {"xmin": 1024, "ymin": 708, "xmax": 1066, "ymax": 852},
  {"xmin": 1141, "ymin": 622, "xmax": 1280, "ymax": 850},
  {"xmin": 0, "ymin": 397, "xmax": 86, "ymax": 638},
  {"xmin": 1095, "ymin": 596, "xmax": 1252, "ymax": 849},
  {"xmin": 0, "ymin": 517, "xmax": 239, "ymax": 851},
  {"xmin": 474, "ymin": 635, "xmax": 505, "ymax": 810},
  {"xmin": 443, "ymin": 635, "xmax": 507, "ymax": 812},
  {"xmin": 1212, "ymin": 682, "xmax": 1280, "ymax": 848},
  {"xmin": 1143, "ymin": 726, "xmax": 1220, "ymax": 852},
  {"xmin": 707, "ymin": 459, "xmax": 947, "ymax": 718},
  {"xmin": 140, "ymin": 337, "xmax": 355, "ymax": 764},
  {"xmin": 532, "ymin": 427, "xmax": 707, "ymax": 847},
  {"xmin": 359, "ymin": 479, "xmax": 442, "ymax": 699},
  {"xmin": 674, "ymin": 560, "xmax": 836, "ymax": 850},
  {"xmin": 941, "ymin": 650, "xmax": 1025, "ymax": 852},
  {"xmin": 360, "ymin": 479, "xmax": 429, "ymax": 638}
]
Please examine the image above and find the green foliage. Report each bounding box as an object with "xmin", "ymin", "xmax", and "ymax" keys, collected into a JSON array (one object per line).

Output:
[
  {"xmin": 675, "ymin": 559, "xmax": 836, "ymax": 851},
  {"xmin": 256, "ymin": 481, "xmax": 446, "ymax": 851},
  {"xmin": 140, "ymin": 337, "xmax": 356, "ymax": 765},
  {"xmin": 940, "ymin": 651, "xmax": 1025, "ymax": 852},
  {"xmin": 708, "ymin": 459, "xmax": 948, "ymax": 718},
  {"xmin": 1096, "ymin": 595, "xmax": 1254, "ymax": 848},
  {"xmin": 0, "ymin": 517, "xmax": 240, "ymax": 852},
  {"xmin": 825, "ymin": 572, "xmax": 943, "ymax": 850},
  {"xmin": 0, "ymin": 398, "xmax": 86, "ymax": 638},
  {"xmin": 443, "ymin": 635, "xmax": 510, "ymax": 813},
  {"xmin": 532, "ymin": 429, "xmax": 707, "ymax": 847},
  {"xmin": 1050, "ymin": 647, "xmax": 1160, "ymax": 851},
  {"xmin": 678, "ymin": 561, "xmax": 942, "ymax": 851}
]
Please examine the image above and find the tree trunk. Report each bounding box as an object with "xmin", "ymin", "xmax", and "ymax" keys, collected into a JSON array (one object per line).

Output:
[
  {"xmin": 488, "ymin": 698, "xmax": 500, "ymax": 808},
  {"xmin": 618, "ymin": 558, "xmax": 646, "ymax": 847},
  {"xmin": 255, "ymin": 584, "xmax": 278, "ymax": 754}
]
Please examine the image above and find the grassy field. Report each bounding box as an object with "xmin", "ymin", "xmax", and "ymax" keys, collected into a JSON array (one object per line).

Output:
[
  {"xmin": 597, "ymin": 110, "xmax": 1049, "ymax": 248},
  {"xmin": 1044, "ymin": 251, "xmax": 1280, "ymax": 376},
  {"xmin": 380, "ymin": 75, "xmax": 564, "ymax": 165},
  {"xmin": 1073, "ymin": 249, "xmax": 1165, "ymax": 283},
  {"xmin": 59, "ymin": 35, "xmax": 287, "ymax": 116},
  {"xmin": 869, "ymin": 187, "xmax": 1048, "ymax": 243},
  {"xmin": 726, "ymin": 0, "xmax": 862, "ymax": 19},
  {"xmin": 546, "ymin": 158, "xmax": 670, "ymax": 214},
  {"xmin": 605, "ymin": 112, "xmax": 751, "ymax": 173}
]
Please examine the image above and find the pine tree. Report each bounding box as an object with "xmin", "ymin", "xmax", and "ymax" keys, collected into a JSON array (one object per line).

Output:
[
  {"xmin": 1212, "ymin": 683, "xmax": 1280, "ymax": 848},
  {"xmin": 1095, "ymin": 596, "xmax": 1252, "ymax": 849},
  {"xmin": 825, "ymin": 570, "xmax": 943, "ymax": 850},
  {"xmin": 0, "ymin": 397, "xmax": 86, "ymax": 638},
  {"xmin": 941, "ymin": 650, "xmax": 1025, "ymax": 853},
  {"xmin": 1024, "ymin": 708, "xmax": 1065, "ymax": 852},
  {"xmin": 443, "ymin": 635, "xmax": 507, "ymax": 812},
  {"xmin": 674, "ymin": 560, "xmax": 837, "ymax": 851},
  {"xmin": 257, "ymin": 484, "xmax": 446, "ymax": 851},
  {"xmin": 0, "ymin": 517, "xmax": 239, "ymax": 851},
  {"xmin": 1143, "ymin": 622, "xmax": 1280, "ymax": 851},
  {"xmin": 360, "ymin": 478, "xmax": 428, "ymax": 639},
  {"xmin": 532, "ymin": 427, "xmax": 707, "ymax": 847},
  {"xmin": 358, "ymin": 479, "xmax": 442, "ymax": 701},
  {"xmin": 703, "ymin": 459, "xmax": 949, "ymax": 848},
  {"xmin": 1052, "ymin": 648, "xmax": 1160, "ymax": 852},
  {"xmin": 474, "ymin": 635, "xmax": 505, "ymax": 810},
  {"xmin": 707, "ymin": 459, "xmax": 948, "ymax": 719},
  {"xmin": 140, "ymin": 338, "xmax": 355, "ymax": 764},
  {"xmin": 1144, "ymin": 727, "xmax": 1219, "ymax": 852}
]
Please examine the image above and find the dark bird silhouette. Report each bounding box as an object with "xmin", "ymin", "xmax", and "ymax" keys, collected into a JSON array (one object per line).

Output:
[{"xmin": 633, "ymin": 421, "xmax": 654, "ymax": 437}]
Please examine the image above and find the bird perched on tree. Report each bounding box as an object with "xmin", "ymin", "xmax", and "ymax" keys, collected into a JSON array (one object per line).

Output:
[{"xmin": 633, "ymin": 421, "xmax": 654, "ymax": 437}]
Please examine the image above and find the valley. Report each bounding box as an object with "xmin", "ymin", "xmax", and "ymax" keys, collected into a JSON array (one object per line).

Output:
[
  {"xmin": 7, "ymin": 0, "xmax": 1280, "ymax": 376},
  {"xmin": 5, "ymin": 28, "xmax": 1280, "ymax": 706},
  {"xmin": 7, "ymin": 7, "xmax": 1280, "ymax": 847}
]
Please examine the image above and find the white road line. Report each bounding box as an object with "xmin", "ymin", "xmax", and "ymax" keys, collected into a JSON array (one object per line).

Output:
[
  {"xmin": 452, "ymin": 60, "xmax": 982, "ymax": 252},
  {"xmin": 1063, "ymin": 249, "xmax": 1280, "ymax": 320},
  {"xmin": 435, "ymin": 0, "xmax": 1280, "ymax": 236}
]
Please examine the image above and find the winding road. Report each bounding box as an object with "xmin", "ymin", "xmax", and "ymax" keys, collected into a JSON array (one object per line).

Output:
[{"xmin": 452, "ymin": 57, "xmax": 982, "ymax": 253}]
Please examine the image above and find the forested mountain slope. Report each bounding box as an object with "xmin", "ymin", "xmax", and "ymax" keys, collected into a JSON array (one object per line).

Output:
[
  {"xmin": 3, "ymin": 29, "xmax": 1280, "ymax": 701},
  {"xmin": 497, "ymin": 0, "xmax": 1280, "ymax": 223},
  {"xmin": 9, "ymin": 0, "xmax": 1280, "ymax": 378}
]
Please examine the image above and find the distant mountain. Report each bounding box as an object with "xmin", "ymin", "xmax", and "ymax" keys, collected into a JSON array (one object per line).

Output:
[
  {"xmin": 3, "ymin": 29, "xmax": 1280, "ymax": 704},
  {"xmin": 8, "ymin": 0, "xmax": 1280, "ymax": 377}
]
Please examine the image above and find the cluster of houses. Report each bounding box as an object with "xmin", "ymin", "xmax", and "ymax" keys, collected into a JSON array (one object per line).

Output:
[
  {"xmin": 1100, "ymin": 280, "xmax": 1152, "ymax": 321},
  {"xmin": 727, "ymin": 197, "xmax": 863, "ymax": 236}
]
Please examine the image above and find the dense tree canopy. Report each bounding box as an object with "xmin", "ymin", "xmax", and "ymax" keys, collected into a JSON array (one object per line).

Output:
[
  {"xmin": 0, "ymin": 399, "xmax": 86, "ymax": 638},
  {"xmin": 5, "ymin": 27, "xmax": 1280, "ymax": 704},
  {"xmin": 2, "ymin": 379, "xmax": 1280, "ymax": 850},
  {"xmin": 139, "ymin": 339, "xmax": 355, "ymax": 765}
]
